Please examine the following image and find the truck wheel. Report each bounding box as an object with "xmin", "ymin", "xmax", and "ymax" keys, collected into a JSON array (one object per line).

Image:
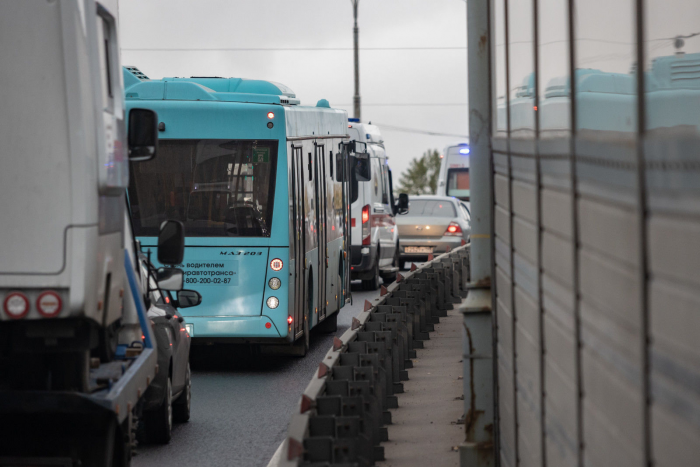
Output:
[
  {"xmin": 362, "ymin": 259, "xmax": 380, "ymax": 291},
  {"xmin": 146, "ymin": 377, "xmax": 172, "ymax": 444},
  {"xmin": 173, "ymin": 363, "xmax": 191, "ymax": 423}
]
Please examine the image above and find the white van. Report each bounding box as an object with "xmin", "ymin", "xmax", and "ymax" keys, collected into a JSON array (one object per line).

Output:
[
  {"xmin": 437, "ymin": 142, "xmax": 470, "ymax": 201},
  {"xmin": 348, "ymin": 120, "xmax": 407, "ymax": 289}
]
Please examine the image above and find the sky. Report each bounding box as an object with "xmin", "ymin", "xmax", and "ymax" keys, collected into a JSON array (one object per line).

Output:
[{"xmin": 118, "ymin": 0, "xmax": 470, "ymax": 180}]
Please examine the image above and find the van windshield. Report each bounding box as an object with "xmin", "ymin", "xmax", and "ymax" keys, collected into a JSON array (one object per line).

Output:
[{"xmin": 128, "ymin": 139, "xmax": 278, "ymax": 237}]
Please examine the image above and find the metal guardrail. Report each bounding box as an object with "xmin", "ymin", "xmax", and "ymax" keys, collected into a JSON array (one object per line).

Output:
[{"xmin": 278, "ymin": 245, "xmax": 471, "ymax": 467}]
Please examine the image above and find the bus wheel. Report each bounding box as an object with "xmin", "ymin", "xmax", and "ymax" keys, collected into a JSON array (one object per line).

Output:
[
  {"xmin": 316, "ymin": 311, "xmax": 338, "ymax": 334},
  {"xmin": 362, "ymin": 258, "xmax": 380, "ymax": 291},
  {"xmin": 291, "ymin": 315, "xmax": 309, "ymax": 357},
  {"xmin": 291, "ymin": 282, "xmax": 312, "ymax": 357}
]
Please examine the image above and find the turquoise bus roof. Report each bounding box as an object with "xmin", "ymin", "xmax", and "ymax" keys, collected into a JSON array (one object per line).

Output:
[{"xmin": 122, "ymin": 66, "xmax": 300, "ymax": 105}]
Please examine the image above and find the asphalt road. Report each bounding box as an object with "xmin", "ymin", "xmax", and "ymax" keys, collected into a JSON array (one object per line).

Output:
[{"xmin": 132, "ymin": 281, "xmax": 384, "ymax": 467}]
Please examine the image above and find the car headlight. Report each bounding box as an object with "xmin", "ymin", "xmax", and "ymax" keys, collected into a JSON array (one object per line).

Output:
[
  {"xmin": 268, "ymin": 277, "xmax": 281, "ymax": 290},
  {"xmin": 266, "ymin": 296, "xmax": 279, "ymax": 309}
]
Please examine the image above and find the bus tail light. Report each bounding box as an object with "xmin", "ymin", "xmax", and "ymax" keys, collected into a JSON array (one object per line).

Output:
[
  {"xmin": 3, "ymin": 292, "xmax": 29, "ymax": 319},
  {"xmin": 362, "ymin": 205, "xmax": 371, "ymax": 245},
  {"xmin": 270, "ymin": 258, "xmax": 283, "ymax": 271},
  {"xmin": 287, "ymin": 316, "xmax": 293, "ymax": 325},
  {"xmin": 444, "ymin": 222, "xmax": 463, "ymax": 236},
  {"xmin": 36, "ymin": 291, "xmax": 62, "ymax": 317}
]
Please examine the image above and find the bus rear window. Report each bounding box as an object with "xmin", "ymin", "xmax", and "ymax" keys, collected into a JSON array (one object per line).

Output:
[
  {"xmin": 129, "ymin": 139, "xmax": 278, "ymax": 237},
  {"xmin": 446, "ymin": 168, "xmax": 470, "ymax": 199}
]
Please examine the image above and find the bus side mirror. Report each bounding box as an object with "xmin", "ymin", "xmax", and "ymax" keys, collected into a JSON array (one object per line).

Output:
[
  {"xmin": 128, "ymin": 108, "xmax": 158, "ymax": 161},
  {"xmin": 397, "ymin": 193, "xmax": 409, "ymax": 215},
  {"xmin": 175, "ymin": 290, "xmax": 202, "ymax": 308},
  {"xmin": 158, "ymin": 220, "xmax": 185, "ymax": 266}
]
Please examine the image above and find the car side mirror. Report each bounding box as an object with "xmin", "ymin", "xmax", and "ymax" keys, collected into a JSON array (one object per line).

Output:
[
  {"xmin": 157, "ymin": 220, "xmax": 185, "ymax": 266},
  {"xmin": 156, "ymin": 268, "xmax": 184, "ymax": 291},
  {"xmin": 397, "ymin": 193, "xmax": 409, "ymax": 215},
  {"xmin": 128, "ymin": 108, "xmax": 158, "ymax": 161},
  {"xmin": 176, "ymin": 290, "xmax": 202, "ymax": 309}
]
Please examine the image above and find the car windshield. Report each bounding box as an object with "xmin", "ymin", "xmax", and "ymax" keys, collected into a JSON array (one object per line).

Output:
[
  {"xmin": 128, "ymin": 139, "xmax": 278, "ymax": 237},
  {"xmin": 405, "ymin": 200, "xmax": 456, "ymax": 217}
]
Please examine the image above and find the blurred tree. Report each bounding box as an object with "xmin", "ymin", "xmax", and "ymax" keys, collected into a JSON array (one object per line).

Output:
[{"xmin": 396, "ymin": 149, "xmax": 441, "ymax": 195}]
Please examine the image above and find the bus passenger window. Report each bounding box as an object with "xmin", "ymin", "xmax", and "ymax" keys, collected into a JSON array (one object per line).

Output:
[{"xmin": 308, "ymin": 153, "xmax": 313, "ymax": 181}]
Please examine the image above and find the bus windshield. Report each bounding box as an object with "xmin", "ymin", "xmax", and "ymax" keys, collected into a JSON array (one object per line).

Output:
[
  {"xmin": 129, "ymin": 139, "xmax": 278, "ymax": 237},
  {"xmin": 446, "ymin": 168, "xmax": 470, "ymax": 199}
]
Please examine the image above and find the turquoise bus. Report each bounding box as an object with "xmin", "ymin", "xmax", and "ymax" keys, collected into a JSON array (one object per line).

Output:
[{"xmin": 123, "ymin": 67, "xmax": 353, "ymax": 355}]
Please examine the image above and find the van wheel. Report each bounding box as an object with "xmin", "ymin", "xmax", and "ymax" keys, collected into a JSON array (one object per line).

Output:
[
  {"xmin": 362, "ymin": 259, "xmax": 380, "ymax": 291},
  {"xmin": 381, "ymin": 247, "xmax": 399, "ymax": 284}
]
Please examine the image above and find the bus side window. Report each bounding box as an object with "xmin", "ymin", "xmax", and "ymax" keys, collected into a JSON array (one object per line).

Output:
[
  {"xmin": 336, "ymin": 152, "xmax": 343, "ymax": 182},
  {"xmin": 308, "ymin": 152, "xmax": 313, "ymax": 181}
]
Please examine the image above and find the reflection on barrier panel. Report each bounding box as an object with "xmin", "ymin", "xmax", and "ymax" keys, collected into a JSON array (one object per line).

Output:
[{"xmin": 279, "ymin": 245, "xmax": 470, "ymax": 467}]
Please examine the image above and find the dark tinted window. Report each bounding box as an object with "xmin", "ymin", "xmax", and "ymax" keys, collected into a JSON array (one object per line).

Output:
[
  {"xmin": 129, "ymin": 139, "xmax": 278, "ymax": 237},
  {"xmin": 405, "ymin": 200, "xmax": 456, "ymax": 218}
]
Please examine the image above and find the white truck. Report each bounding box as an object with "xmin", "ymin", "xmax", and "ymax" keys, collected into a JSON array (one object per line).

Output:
[
  {"xmin": 347, "ymin": 120, "xmax": 408, "ymax": 289},
  {"xmin": 0, "ymin": 1, "xmax": 183, "ymax": 464}
]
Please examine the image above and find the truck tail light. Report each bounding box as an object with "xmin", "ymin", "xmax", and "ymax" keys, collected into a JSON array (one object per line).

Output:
[
  {"xmin": 362, "ymin": 205, "xmax": 371, "ymax": 245},
  {"xmin": 4, "ymin": 292, "xmax": 29, "ymax": 319},
  {"xmin": 444, "ymin": 222, "xmax": 463, "ymax": 236},
  {"xmin": 36, "ymin": 291, "xmax": 62, "ymax": 317}
]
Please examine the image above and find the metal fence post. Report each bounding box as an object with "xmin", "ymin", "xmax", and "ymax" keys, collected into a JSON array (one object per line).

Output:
[{"xmin": 461, "ymin": 0, "xmax": 495, "ymax": 466}]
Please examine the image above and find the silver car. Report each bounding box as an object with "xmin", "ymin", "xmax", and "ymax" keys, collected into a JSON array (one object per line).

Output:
[{"xmin": 396, "ymin": 196, "xmax": 471, "ymax": 269}]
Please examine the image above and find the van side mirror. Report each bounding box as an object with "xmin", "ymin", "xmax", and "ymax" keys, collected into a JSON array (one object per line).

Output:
[
  {"xmin": 128, "ymin": 108, "xmax": 158, "ymax": 161},
  {"xmin": 397, "ymin": 193, "xmax": 409, "ymax": 215},
  {"xmin": 157, "ymin": 220, "xmax": 185, "ymax": 266},
  {"xmin": 175, "ymin": 290, "xmax": 202, "ymax": 309},
  {"xmin": 350, "ymin": 153, "xmax": 371, "ymax": 182},
  {"xmin": 156, "ymin": 268, "xmax": 184, "ymax": 291}
]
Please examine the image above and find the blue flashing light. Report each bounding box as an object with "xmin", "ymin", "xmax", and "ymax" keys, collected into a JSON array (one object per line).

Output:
[
  {"xmin": 348, "ymin": 118, "xmax": 360, "ymax": 122},
  {"xmin": 459, "ymin": 148, "xmax": 470, "ymax": 155}
]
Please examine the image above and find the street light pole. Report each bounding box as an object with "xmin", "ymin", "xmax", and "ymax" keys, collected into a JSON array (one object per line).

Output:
[{"xmin": 351, "ymin": 0, "xmax": 361, "ymax": 121}]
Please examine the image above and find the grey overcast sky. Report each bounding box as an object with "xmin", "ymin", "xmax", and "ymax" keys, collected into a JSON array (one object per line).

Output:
[{"xmin": 118, "ymin": 0, "xmax": 469, "ymax": 180}]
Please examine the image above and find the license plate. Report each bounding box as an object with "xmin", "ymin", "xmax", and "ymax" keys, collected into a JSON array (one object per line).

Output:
[{"xmin": 405, "ymin": 246, "xmax": 433, "ymax": 254}]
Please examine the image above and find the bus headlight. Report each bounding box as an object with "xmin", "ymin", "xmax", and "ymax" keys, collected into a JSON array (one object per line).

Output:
[
  {"xmin": 266, "ymin": 296, "xmax": 279, "ymax": 309},
  {"xmin": 268, "ymin": 277, "xmax": 281, "ymax": 290}
]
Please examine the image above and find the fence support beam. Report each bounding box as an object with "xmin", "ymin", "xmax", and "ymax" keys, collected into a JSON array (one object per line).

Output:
[{"xmin": 461, "ymin": 0, "xmax": 494, "ymax": 466}]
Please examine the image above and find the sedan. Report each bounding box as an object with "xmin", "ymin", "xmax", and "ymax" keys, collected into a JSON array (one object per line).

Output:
[{"xmin": 396, "ymin": 196, "xmax": 471, "ymax": 269}]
